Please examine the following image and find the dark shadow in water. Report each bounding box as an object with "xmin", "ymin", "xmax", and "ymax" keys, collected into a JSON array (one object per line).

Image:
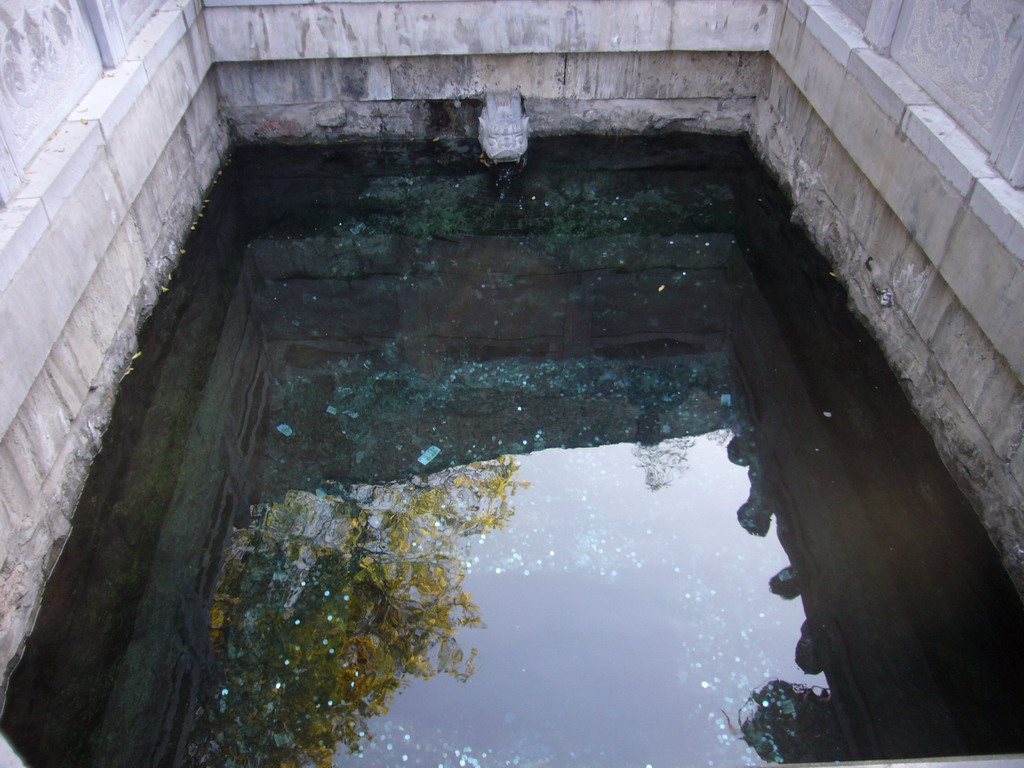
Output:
[{"xmin": 3, "ymin": 135, "xmax": 1024, "ymax": 767}]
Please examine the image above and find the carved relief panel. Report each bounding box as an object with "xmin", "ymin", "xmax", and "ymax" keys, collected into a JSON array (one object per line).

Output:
[
  {"xmin": 0, "ymin": 0, "xmax": 102, "ymax": 167},
  {"xmin": 892, "ymin": 0, "xmax": 1024, "ymax": 144}
]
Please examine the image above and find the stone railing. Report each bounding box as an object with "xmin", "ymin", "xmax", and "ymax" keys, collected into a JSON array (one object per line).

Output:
[
  {"xmin": 0, "ymin": 0, "xmax": 171, "ymax": 203},
  {"xmin": 832, "ymin": 0, "xmax": 1024, "ymax": 188}
]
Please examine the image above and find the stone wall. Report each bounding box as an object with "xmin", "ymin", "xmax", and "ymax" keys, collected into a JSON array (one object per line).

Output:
[
  {"xmin": 751, "ymin": 0, "xmax": 1024, "ymax": 589},
  {"xmin": 1, "ymin": 0, "xmax": 1024, "ymax": 753},
  {"xmin": 216, "ymin": 52, "xmax": 766, "ymax": 141},
  {"xmin": 0, "ymin": 0, "xmax": 228, "ymax": 702}
]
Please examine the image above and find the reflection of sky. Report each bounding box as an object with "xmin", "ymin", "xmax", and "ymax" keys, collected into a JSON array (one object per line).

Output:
[{"xmin": 341, "ymin": 433, "xmax": 818, "ymax": 768}]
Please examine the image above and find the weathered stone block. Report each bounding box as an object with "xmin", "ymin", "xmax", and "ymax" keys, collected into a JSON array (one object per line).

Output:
[
  {"xmin": 830, "ymin": 64, "xmax": 903, "ymax": 190},
  {"xmin": 567, "ymin": 51, "xmax": 764, "ymax": 100},
  {"xmin": 969, "ymin": 358, "xmax": 1024, "ymax": 464},
  {"xmin": 928, "ymin": 303, "xmax": 1021, "ymax": 460},
  {"xmin": 782, "ymin": 0, "xmax": 812, "ymax": 25},
  {"xmin": 0, "ymin": 199, "xmax": 49, "ymax": 293},
  {"xmin": 2, "ymin": 418, "xmax": 52, "ymax": 497},
  {"xmin": 784, "ymin": 17, "xmax": 849, "ymax": 127},
  {"xmin": 20, "ymin": 123, "xmax": 108, "ymax": 223},
  {"xmin": 670, "ymin": 0, "xmax": 774, "ymax": 51},
  {"xmin": 871, "ymin": 132, "xmax": 963, "ymax": 263},
  {"xmin": 181, "ymin": 77, "xmax": 223, "ymax": 171},
  {"xmin": 770, "ymin": 7, "xmax": 804, "ymax": 80},
  {"xmin": 940, "ymin": 208, "xmax": 1024, "ymax": 384},
  {"xmin": 387, "ymin": 55, "xmax": 554, "ymax": 100},
  {"xmin": 792, "ymin": 86, "xmax": 833, "ymax": 172},
  {"xmin": 42, "ymin": 336, "xmax": 93, "ymax": 421},
  {"xmin": 901, "ymin": 253, "xmax": 958, "ymax": 351},
  {"xmin": 11, "ymin": 382, "xmax": 72, "ymax": 489},
  {"xmin": 76, "ymin": 61, "xmax": 150, "ymax": 139},
  {"xmin": 218, "ymin": 59, "xmax": 379, "ymax": 106},
  {"xmin": 184, "ymin": 13, "xmax": 215, "ymax": 91},
  {"xmin": 970, "ymin": 176, "xmax": 1024, "ymax": 257},
  {"xmin": 847, "ymin": 48, "xmax": 929, "ymax": 125},
  {"xmin": 890, "ymin": 238, "xmax": 937, "ymax": 323},
  {"xmin": 528, "ymin": 97, "xmax": 753, "ymax": 135},
  {"xmin": 900, "ymin": 105, "xmax": 996, "ymax": 197},
  {"xmin": 803, "ymin": 0, "xmax": 862, "ymax": 67},
  {"xmin": 129, "ymin": 112, "xmax": 204, "ymax": 256},
  {"xmin": 0, "ymin": 145, "xmax": 126, "ymax": 442},
  {"xmin": 105, "ymin": 38, "xmax": 202, "ymax": 206},
  {"xmin": 0, "ymin": 439, "xmax": 39, "ymax": 532}
]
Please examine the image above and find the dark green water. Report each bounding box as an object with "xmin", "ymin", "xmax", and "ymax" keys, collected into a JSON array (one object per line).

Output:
[{"xmin": 4, "ymin": 135, "xmax": 1024, "ymax": 768}]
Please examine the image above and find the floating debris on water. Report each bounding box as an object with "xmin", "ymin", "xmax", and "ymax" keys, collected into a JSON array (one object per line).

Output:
[{"xmin": 417, "ymin": 445, "xmax": 441, "ymax": 465}]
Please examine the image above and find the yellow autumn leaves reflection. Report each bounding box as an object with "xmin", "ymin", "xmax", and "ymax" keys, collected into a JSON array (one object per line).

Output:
[{"xmin": 186, "ymin": 457, "xmax": 524, "ymax": 768}]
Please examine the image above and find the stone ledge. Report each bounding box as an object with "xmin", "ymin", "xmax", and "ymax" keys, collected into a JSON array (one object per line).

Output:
[{"xmin": 804, "ymin": 0, "xmax": 862, "ymax": 66}]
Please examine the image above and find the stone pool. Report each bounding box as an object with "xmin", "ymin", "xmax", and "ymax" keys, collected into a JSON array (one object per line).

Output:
[{"xmin": 4, "ymin": 135, "xmax": 1024, "ymax": 767}]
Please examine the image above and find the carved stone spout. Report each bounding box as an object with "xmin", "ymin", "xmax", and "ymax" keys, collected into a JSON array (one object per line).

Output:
[{"xmin": 479, "ymin": 91, "xmax": 529, "ymax": 164}]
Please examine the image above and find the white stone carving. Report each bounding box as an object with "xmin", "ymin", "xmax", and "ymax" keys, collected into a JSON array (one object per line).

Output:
[
  {"xmin": 478, "ymin": 91, "xmax": 529, "ymax": 164},
  {"xmin": 894, "ymin": 0, "xmax": 1024, "ymax": 137},
  {"xmin": 0, "ymin": 0, "xmax": 101, "ymax": 164}
]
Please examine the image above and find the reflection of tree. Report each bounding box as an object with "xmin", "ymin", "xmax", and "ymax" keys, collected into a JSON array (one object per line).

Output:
[
  {"xmin": 632, "ymin": 429, "xmax": 734, "ymax": 491},
  {"xmin": 185, "ymin": 457, "xmax": 523, "ymax": 768},
  {"xmin": 632, "ymin": 436, "xmax": 697, "ymax": 491},
  {"xmin": 737, "ymin": 680, "xmax": 850, "ymax": 763}
]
